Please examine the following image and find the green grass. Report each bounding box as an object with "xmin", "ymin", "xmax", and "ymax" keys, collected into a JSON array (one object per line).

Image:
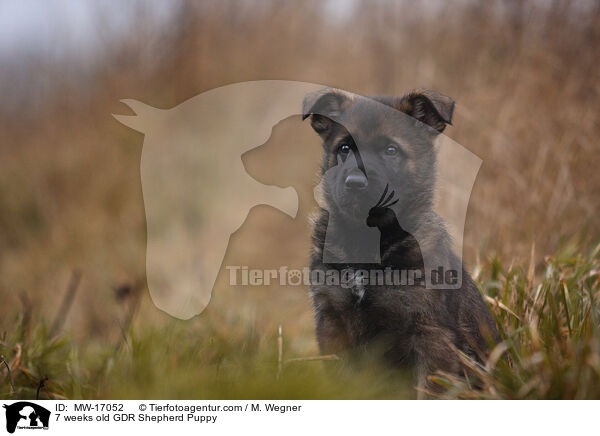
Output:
[
  {"xmin": 1, "ymin": 243, "xmax": 599, "ymax": 400},
  {"xmin": 439, "ymin": 243, "xmax": 600, "ymax": 399}
]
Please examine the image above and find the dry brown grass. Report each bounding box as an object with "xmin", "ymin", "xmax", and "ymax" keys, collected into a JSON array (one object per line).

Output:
[{"xmin": 0, "ymin": 0, "xmax": 598, "ymax": 384}]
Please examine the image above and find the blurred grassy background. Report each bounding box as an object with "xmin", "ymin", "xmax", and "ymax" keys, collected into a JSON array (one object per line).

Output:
[{"xmin": 0, "ymin": 0, "xmax": 599, "ymax": 399}]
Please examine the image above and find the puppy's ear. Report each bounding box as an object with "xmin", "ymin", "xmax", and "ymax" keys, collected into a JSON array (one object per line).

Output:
[
  {"xmin": 399, "ymin": 89, "xmax": 455, "ymax": 133},
  {"xmin": 302, "ymin": 88, "xmax": 353, "ymax": 137}
]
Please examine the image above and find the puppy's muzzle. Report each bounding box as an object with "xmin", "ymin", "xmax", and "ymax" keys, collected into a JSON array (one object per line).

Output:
[{"xmin": 345, "ymin": 169, "xmax": 368, "ymax": 189}]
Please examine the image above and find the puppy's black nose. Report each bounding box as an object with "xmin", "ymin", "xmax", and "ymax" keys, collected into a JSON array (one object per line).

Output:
[{"xmin": 345, "ymin": 170, "xmax": 368, "ymax": 189}]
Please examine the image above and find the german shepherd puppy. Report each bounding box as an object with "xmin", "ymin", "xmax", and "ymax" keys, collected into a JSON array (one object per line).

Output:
[{"xmin": 302, "ymin": 88, "xmax": 500, "ymax": 392}]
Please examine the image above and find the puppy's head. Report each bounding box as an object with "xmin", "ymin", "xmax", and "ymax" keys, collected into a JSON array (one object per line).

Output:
[{"xmin": 303, "ymin": 88, "xmax": 454, "ymax": 224}]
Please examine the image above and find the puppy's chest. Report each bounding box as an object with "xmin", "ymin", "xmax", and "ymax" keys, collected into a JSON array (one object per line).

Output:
[
  {"xmin": 333, "ymin": 267, "xmax": 400, "ymax": 309},
  {"xmin": 346, "ymin": 269, "xmax": 368, "ymax": 303},
  {"xmin": 323, "ymin": 273, "xmax": 417, "ymax": 338}
]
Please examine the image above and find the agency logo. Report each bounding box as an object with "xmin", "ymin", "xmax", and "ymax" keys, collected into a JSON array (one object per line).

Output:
[{"xmin": 2, "ymin": 402, "xmax": 50, "ymax": 434}]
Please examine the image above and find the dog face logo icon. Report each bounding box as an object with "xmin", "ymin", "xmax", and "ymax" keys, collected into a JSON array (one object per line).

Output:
[{"xmin": 3, "ymin": 402, "xmax": 50, "ymax": 433}]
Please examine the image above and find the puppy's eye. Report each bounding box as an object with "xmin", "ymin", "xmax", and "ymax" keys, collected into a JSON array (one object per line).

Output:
[
  {"xmin": 385, "ymin": 145, "xmax": 399, "ymax": 156},
  {"xmin": 338, "ymin": 144, "xmax": 352, "ymax": 154}
]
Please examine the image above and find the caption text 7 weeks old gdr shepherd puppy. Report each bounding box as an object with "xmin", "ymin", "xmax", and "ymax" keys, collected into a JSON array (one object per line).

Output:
[{"xmin": 302, "ymin": 87, "xmax": 500, "ymax": 393}]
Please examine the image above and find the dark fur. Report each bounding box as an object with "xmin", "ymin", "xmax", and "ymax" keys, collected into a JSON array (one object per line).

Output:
[{"xmin": 303, "ymin": 88, "xmax": 500, "ymax": 391}]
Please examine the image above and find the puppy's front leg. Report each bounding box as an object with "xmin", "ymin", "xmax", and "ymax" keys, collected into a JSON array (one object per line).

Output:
[
  {"xmin": 413, "ymin": 321, "xmax": 460, "ymax": 398},
  {"xmin": 314, "ymin": 309, "xmax": 350, "ymax": 356}
]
